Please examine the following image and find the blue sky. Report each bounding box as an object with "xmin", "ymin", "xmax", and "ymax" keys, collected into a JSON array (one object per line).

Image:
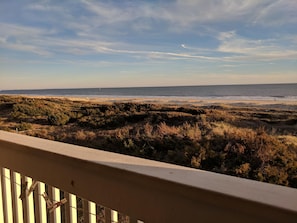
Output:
[{"xmin": 0, "ymin": 0, "xmax": 297, "ymax": 90}]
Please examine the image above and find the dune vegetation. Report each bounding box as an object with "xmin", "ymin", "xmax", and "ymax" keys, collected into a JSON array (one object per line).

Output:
[{"xmin": 0, "ymin": 95, "xmax": 297, "ymax": 188}]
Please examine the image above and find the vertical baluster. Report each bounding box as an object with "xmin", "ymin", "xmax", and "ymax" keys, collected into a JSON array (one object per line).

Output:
[
  {"xmin": 10, "ymin": 171, "xmax": 23, "ymax": 223},
  {"xmin": 70, "ymin": 194, "xmax": 78, "ymax": 223},
  {"xmin": 104, "ymin": 208, "xmax": 119, "ymax": 223},
  {"xmin": 0, "ymin": 167, "xmax": 6, "ymax": 223},
  {"xmin": 49, "ymin": 186, "xmax": 62, "ymax": 223},
  {"xmin": 65, "ymin": 192, "xmax": 77, "ymax": 223},
  {"xmin": 111, "ymin": 210, "xmax": 118, "ymax": 223},
  {"xmin": 27, "ymin": 177, "xmax": 36, "ymax": 223},
  {"xmin": 82, "ymin": 200, "xmax": 97, "ymax": 223},
  {"xmin": 89, "ymin": 201, "xmax": 96, "ymax": 223},
  {"xmin": 34, "ymin": 182, "xmax": 47, "ymax": 223},
  {"xmin": 48, "ymin": 187, "xmax": 54, "ymax": 223},
  {"xmin": 22, "ymin": 176, "xmax": 36, "ymax": 223},
  {"xmin": 1, "ymin": 168, "xmax": 13, "ymax": 223}
]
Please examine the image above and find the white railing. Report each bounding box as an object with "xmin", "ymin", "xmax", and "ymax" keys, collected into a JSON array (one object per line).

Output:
[{"xmin": 0, "ymin": 130, "xmax": 296, "ymax": 223}]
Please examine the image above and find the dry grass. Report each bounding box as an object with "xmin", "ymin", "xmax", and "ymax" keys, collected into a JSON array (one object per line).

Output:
[
  {"xmin": 1, "ymin": 95, "xmax": 297, "ymax": 188},
  {"xmin": 279, "ymin": 135, "xmax": 297, "ymax": 147}
]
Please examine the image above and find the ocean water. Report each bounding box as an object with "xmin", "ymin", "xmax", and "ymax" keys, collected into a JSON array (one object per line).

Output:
[{"xmin": 1, "ymin": 83, "xmax": 297, "ymax": 101}]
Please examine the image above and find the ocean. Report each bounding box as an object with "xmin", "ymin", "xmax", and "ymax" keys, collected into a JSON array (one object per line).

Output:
[{"xmin": 1, "ymin": 83, "xmax": 297, "ymax": 101}]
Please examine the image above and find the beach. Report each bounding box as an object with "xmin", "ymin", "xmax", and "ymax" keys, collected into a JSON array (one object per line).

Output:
[
  {"xmin": 0, "ymin": 94, "xmax": 297, "ymax": 188},
  {"xmin": 13, "ymin": 94, "xmax": 297, "ymax": 109}
]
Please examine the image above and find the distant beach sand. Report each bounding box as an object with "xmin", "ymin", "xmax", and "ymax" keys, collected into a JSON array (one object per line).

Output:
[{"xmin": 21, "ymin": 95, "xmax": 297, "ymax": 110}]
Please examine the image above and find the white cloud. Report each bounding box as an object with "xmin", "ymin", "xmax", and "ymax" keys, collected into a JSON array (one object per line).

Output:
[
  {"xmin": 81, "ymin": 0, "xmax": 141, "ymax": 25},
  {"xmin": 1, "ymin": 1, "xmax": 296, "ymax": 63},
  {"xmin": 217, "ymin": 31, "xmax": 297, "ymax": 61},
  {"xmin": 0, "ymin": 19, "xmax": 220, "ymax": 61},
  {"xmin": 170, "ymin": 0, "xmax": 296, "ymax": 28},
  {"xmin": 0, "ymin": 23, "xmax": 52, "ymax": 55},
  {"xmin": 73, "ymin": 0, "xmax": 297, "ymax": 44},
  {"xmin": 0, "ymin": 23, "xmax": 45, "ymax": 37},
  {"xmin": 252, "ymin": 0, "xmax": 297, "ymax": 26}
]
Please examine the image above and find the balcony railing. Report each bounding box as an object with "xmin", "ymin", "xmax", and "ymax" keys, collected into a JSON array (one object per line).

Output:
[{"xmin": 0, "ymin": 130, "xmax": 296, "ymax": 223}]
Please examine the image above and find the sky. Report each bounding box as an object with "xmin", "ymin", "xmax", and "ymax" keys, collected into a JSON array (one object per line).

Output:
[{"xmin": 0, "ymin": 0, "xmax": 297, "ymax": 90}]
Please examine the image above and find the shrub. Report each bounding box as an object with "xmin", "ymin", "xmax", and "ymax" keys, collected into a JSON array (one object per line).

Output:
[
  {"xmin": 48, "ymin": 113, "xmax": 70, "ymax": 126},
  {"xmin": 157, "ymin": 122, "xmax": 179, "ymax": 136},
  {"xmin": 235, "ymin": 163, "xmax": 251, "ymax": 177},
  {"xmin": 75, "ymin": 130, "xmax": 87, "ymax": 141},
  {"xmin": 143, "ymin": 123, "xmax": 153, "ymax": 137},
  {"xmin": 16, "ymin": 122, "xmax": 32, "ymax": 131},
  {"xmin": 181, "ymin": 122, "xmax": 201, "ymax": 140}
]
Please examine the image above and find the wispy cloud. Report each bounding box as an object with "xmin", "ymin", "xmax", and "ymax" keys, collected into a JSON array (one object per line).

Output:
[
  {"xmin": 1, "ymin": 0, "xmax": 297, "ymax": 89},
  {"xmin": 0, "ymin": 23, "xmax": 52, "ymax": 55},
  {"xmin": 251, "ymin": 0, "xmax": 297, "ymax": 26},
  {"xmin": 217, "ymin": 31, "xmax": 297, "ymax": 61},
  {"xmin": 78, "ymin": 0, "xmax": 296, "ymax": 35},
  {"xmin": 0, "ymin": 20, "xmax": 220, "ymax": 62}
]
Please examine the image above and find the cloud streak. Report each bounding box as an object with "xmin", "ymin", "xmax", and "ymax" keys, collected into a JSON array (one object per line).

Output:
[
  {"xmin": 217, "ymin": 31, "xmax": 297, "ymax": 61},
  {"xmin": 1, "ymin": 0, "xmax": 297, "ymax": 89}
]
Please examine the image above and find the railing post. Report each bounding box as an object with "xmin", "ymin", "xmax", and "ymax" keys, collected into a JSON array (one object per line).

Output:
[
  {"xmin": 10, "ymin": 171, "xmax": 23, "ymax": 223},
  {"xmin": 34, "ymin": 182, "xmax": 47, "ymax": 223},
  {"xmin": 111, "ymin": 210, "xmax": 118, "ymax": 223},
  {"xmin": 65, "ymin": 192, "xmax": 77, "ymax": 223},
  {"xmin": 83, "ymin": 199, "xmax": 96, "ymax": 222},
  {"xmin": 89, "ymin": 201, "xmax": 96, "ymax": 223},
  {"xmin": 0, "ymin": 168, "xmax": 7, "ymax": 223},
  {"xmin": 1, "ymin": 168, "xmax": 13, "ymax": 223},
  {"xmin": 21, "ymin": 176, "xmax": 35, "ymax": 223},
  {"xmin": 0, "ymin": 168, "xmax": 4, "ymax": 223},
  {"xmin": 49, "ymin": 186, "xmax": 62, "ymax": 223}
]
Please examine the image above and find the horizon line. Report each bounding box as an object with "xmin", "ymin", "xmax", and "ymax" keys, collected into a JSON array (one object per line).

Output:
[{"xmin": 1, "ymin": 82, "xmax": 297, "ymax": 92}]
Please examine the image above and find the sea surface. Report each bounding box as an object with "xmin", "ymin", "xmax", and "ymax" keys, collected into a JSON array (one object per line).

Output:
[{"xmin": 1, "ymin": 83, "xmax": 297, "ymax": 101}]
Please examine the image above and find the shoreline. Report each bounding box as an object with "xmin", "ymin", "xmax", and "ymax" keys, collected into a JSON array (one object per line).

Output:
[{"xmin": 3, "ymin": 94, "xmax": 297, "ymax": 110}]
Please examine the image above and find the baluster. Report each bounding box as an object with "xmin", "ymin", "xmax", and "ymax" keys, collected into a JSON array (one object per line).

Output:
[
  {"xmin": 83, "ymin": 199, "xmax": 96, "ymax": 222},
  {"xmin": 65, "ymin": 192, "xmax": 77, "ymax": 223},
  {"xmin": 89, "ymin": 201, "xmax": 96, "ymax": 223},
  {"xmin": 0, "ymin": 168, "xmax": 4, "ymax": 223},
  {"xmin": 10, "ymin": 171, "xmax": 23, "ymax": 223},
  {"xmin": 111, "ymin": 210, "xmax": 118, "ymax": 223},
  {"xmin": 0, "ymin": 168, "xmax": 9, "ymax": 223},
  {"xmin": 34, "ymin": 182, "xmax": 47, "ymax": 223},
  {"xmin": 21, "ymin": 176, "xmax": 35, "ymax": 223},
  {"xmin": 48, "ymin": 186, "xmax": 62, "ymax": 223},
  {"xmin": 1, "ymin": 168, "xmax": 13, "ymax": 223}
]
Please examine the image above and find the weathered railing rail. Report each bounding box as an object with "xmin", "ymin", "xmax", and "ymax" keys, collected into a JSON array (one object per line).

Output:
[{"xmin": 0, "ymin": 130, "xmax": 297, "ymax": 222}]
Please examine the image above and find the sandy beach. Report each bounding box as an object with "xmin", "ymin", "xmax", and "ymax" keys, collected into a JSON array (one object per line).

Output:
[{"xmin": 14, "ymin": 94, "xmax": 297, "ymax": 110}]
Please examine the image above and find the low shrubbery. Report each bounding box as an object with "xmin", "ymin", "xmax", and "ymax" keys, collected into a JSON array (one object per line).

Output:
[
  {"xmin": 48, "ymin": 113, "xmax": 70, "ymax": 126},
  {"xmin": 1, "ymin": 95, "xmax": 296, "ymax": 188}
]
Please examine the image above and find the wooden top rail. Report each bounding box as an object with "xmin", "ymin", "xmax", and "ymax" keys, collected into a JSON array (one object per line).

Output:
[{"xmin": 0, "ymin": 130, "xmax": 296, "ymax": 222}]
